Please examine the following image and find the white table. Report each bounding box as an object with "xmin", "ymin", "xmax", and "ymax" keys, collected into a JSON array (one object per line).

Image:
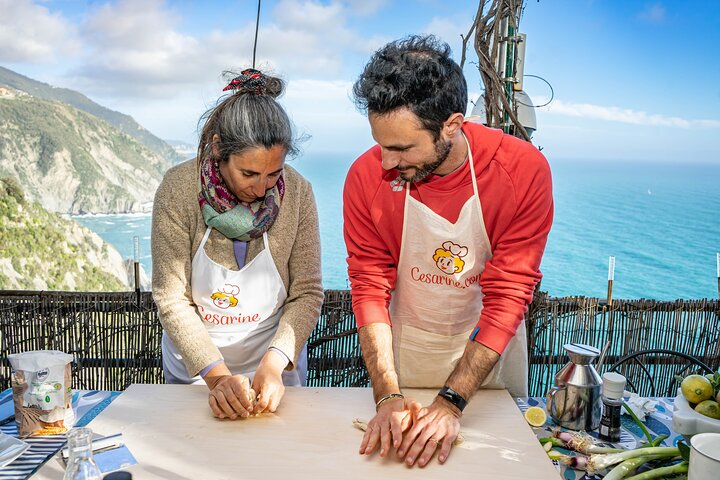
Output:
[{"xmin": 35, "ymin": 385, "xmax": 559, "ymax": 479}]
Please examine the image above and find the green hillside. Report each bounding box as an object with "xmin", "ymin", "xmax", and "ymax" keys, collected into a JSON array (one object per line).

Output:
[
  {"xmin": 0, "ymin": 88, "xmax": 170, "ymax": 213},
  {"xmin": 0, "ymin": 66, "xmax": 180, "ymax": 163},
  {"xmin": 0, "ymin": 177, "xmax": 127, "ymax": 291}
]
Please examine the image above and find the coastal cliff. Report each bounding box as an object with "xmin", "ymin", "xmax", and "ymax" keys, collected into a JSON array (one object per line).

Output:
[
  {"xmin": 0, "ymin": 86, "xmax": 171, "ymax": 214},
  {"xmin": 0, "ymin": 176, "xmax": 132, "ymax": 290}
]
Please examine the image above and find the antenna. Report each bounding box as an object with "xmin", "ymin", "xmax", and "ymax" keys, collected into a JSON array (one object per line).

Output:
[{"xmin": 252, "ymin": 0, "xmax": 262, "ymax": 68}]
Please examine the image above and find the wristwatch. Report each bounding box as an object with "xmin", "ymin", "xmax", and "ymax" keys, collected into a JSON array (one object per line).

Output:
[{"xmin": 437, "ymin": 386, "xmax": 468, "ymax": 412}]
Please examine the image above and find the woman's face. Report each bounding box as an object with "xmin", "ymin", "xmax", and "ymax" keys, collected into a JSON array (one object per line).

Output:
[{"xmin": 217, "ymin": 143, "xmax": 286, "ymax": 203}]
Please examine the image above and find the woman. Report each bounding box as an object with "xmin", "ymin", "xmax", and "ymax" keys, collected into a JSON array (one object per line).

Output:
[{"xmin": 151, "ymin": 68, "xmax": 323, "ymax": 420}]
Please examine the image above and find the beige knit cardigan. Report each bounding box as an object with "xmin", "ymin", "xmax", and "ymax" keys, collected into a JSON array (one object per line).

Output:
[{"xmin": 151, "ymin": 159, "xmax": 323, "ymax": 377}]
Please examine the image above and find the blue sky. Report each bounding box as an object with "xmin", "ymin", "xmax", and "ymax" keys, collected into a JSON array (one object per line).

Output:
[{"xmin": 1, "ymin": 0, "xmax": 719, "ymax": 163}]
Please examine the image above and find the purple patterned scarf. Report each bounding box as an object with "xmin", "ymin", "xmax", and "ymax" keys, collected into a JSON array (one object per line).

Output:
[{"xmin": 198, "ymin": 154, "xmax": 284, "ymax": 241}]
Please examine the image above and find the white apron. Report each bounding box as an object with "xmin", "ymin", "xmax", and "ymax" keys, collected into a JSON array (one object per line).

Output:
[
  {"xmin": 162, "ymin": 228, "xmax": 305, "ymax": 386},
  {"xmin": 389, "ymin": 133, "xmax": 528, "ymax": 397}
]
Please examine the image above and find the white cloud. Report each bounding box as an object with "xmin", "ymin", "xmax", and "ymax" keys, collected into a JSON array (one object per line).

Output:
[
  {"xmin": 345, "ymin": 0, "xmax": 388, "ymax": 16},
  {"xmin": 273, "ymin": 0, "xmax": 344, "ymax": 31},
  {"xmin": 0, "ymin": 0, "xmax": 80, "ymax": 63},
  {"xmin": 74, "ymin": 0, "xmax": 211, "ymax": 95},
  {"xmin": 422, "ymin": 16, "xmax": 470, "ymax": 55},
  {"xmin": 69, "ymin": 0, "xmax": 387, "ymax": 98},
  {"xmin": 540, "ymin": 99, "xmax": 720, "ymax": 129},
  {"xmin": 638, "ymin": 3, "xmax": 666, "ymax": 24}
]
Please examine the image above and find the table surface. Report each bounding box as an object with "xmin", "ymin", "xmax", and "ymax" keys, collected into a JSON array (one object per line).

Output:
[{"xmin": 33, "ymin": 385, "xmax": 560, "ymax": 480}]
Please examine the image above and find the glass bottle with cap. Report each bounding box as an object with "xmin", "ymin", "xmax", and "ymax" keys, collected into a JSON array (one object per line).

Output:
[
  {"xmin": 63, "ymin": 427, "xmax": 102, "ymax": 480},
  {"xmin": 598, "ymin": 372, "xmax": 626, "ymax": 442}
]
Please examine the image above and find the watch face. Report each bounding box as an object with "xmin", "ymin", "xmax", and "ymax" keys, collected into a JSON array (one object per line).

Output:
[{"xmin": 439, "ymin": 387, "xmax": 467, "ymax": 411}]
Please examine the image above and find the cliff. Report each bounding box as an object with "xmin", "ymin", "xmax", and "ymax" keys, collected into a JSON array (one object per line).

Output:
[
  {"xmin": 0, "ymin": 176, "xmax": 131, "ymax": 291},
  {"xmin": 0, "ymin": 86, "xmax": 171, "ymax": 214}
]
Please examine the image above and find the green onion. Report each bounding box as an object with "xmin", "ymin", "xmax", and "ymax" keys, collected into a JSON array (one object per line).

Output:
[
  {"xmin": 553, "ymin": 429, "xmax": 623, "ymax": 454},
  {"xmin": 601, "ymin": 455, "xmax": 665, "ymax": 480},
  {"xmin": 587, "ymin": 447, "xmax": 679, "ymax": 475},
  {"xmin": 623, "ymin": 461, "xmax": 688, "ymax": 480},
  {"xmin": 622, "ymin": 401, "xmax": 653, "ymax": 445},
  {"xmin": 538, "ymin": 437, "xmax": 566, "ymax": 449}
]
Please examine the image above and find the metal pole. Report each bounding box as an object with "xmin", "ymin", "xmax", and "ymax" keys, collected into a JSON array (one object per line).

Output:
[
  {"xmin": 503, "ymin": 20, "xmax": 514, "ymax": 134},
  {"xmin": 716, "ymin": 252, "xmax": 719, "ymax": 299},
  {"xmin": 607, "ymin": 256, "xmax": 615, "ymax": 306},
  {"xmin": 134, "ymin": 236, "xmax": 140, "ymax": 305}
]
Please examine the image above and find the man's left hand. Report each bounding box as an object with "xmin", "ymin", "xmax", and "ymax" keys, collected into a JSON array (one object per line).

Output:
[{"xmin": 397, "ymin": 396, "xmax": 461, "ymax": 467}]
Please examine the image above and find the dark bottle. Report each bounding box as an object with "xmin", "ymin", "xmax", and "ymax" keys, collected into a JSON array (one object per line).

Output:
[
  {"xmin": 598, "ymin": 372, "xmax": 626, "ymax": 442},
  {"xmin": 103, "ymin": 473, "xmax": 132, "ymax": 480}
]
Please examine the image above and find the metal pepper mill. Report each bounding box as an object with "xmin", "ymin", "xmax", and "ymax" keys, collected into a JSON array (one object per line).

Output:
[{"xmin": 546, "ymin": 343, "xmax": 603, "ymax": 431}]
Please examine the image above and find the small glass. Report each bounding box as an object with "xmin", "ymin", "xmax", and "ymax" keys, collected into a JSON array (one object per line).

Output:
[{"xmin": 63, "ymin": 428, "xmax": 102, "ymax": 480}]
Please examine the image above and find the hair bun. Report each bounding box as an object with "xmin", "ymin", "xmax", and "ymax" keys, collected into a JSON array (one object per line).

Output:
[{"xmin": 222, "ymin": 68, "xmax": 283, "ymax": 98}]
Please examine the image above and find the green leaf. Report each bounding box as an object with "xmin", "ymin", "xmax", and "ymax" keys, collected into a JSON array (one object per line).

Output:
[{"xmin": 678, "ymin": 441, "xmax": 691, "ymax": 461}]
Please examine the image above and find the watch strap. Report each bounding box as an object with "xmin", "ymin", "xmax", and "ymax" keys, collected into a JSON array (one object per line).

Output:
[{"xmin": 437, "ymin": 386, "xmax": 468, "ymax": 412}]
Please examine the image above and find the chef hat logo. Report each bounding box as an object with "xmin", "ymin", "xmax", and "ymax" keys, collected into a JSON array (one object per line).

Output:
[
  {"xmin": 222, "ymin": 284, "xmax": 240, "ymax": 295},
  {"xmin": 441, "ymin": 241, "xmax": 468, "ymax": 258},
  {"xmin": 433, "ymin": 241, "xmax": 469, "ymax": 274}
]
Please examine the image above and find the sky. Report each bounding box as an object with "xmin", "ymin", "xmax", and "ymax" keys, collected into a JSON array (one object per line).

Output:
[{"xmin": 1, "ymin": 0, "xmax": 719, "ymax": 163}]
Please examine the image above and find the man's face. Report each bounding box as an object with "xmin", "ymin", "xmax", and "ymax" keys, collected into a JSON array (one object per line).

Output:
[{"xmin": 369, "ymin": 108, "xmax": 451, "ymax": 183}]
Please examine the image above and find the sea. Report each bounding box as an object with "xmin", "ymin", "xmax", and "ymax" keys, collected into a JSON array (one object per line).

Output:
[{"xmin": 74, "ymin": 156, "xmax": 720, "ymax": 300}]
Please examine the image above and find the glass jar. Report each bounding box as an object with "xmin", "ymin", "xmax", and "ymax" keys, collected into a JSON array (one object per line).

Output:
[{"xmin": 63, "ymin": 427, "xmax": 102, "ymax": 480}]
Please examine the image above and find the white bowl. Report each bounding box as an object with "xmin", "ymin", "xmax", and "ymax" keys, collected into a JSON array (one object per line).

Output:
[
  {"xmin": 689, "ymin": 433, "xmax": 720, "ymax": 480},
  {"xmin": 673, "ymin": 390, "xmax": 720, "ymax": 438}
]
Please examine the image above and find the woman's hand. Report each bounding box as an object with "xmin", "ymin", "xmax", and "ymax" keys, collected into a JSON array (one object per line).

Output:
[
  {"xmin": 252, "ymin": 350, "xmax": 289, "ymax": 413},
  {"xmin": 207, "ymin": 374, "xmax": 255, "ymax": 419}
]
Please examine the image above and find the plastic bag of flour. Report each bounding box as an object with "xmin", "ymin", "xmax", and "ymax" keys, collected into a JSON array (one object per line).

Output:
[{"xmin": 8, "ymin": 350, "xmax": 75, "ymax": 437}]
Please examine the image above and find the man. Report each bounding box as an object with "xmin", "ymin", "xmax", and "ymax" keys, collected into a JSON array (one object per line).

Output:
[{"xmin": 343, "ymin": 35, "xmax": 553, "ymax": 467}]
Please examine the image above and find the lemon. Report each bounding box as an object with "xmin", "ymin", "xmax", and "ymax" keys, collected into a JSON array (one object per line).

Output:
[
  {"xmin": 695, "ymin": 400, "xmax": 720, "ymax": 420},
  {"xmin": 681, "ymin": 374, "xmax": 714, "ymax": 404},
  {"xmin": 524, "ymin": 406, "xmax": 547, "ymax": 427}
]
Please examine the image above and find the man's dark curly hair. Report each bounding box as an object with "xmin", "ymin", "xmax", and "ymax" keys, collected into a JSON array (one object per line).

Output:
[{"xmin": 353, "ymin": 35, "xmax": 467, "ymax": 140}]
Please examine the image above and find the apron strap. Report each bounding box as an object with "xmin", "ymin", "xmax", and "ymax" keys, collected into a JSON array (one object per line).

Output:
[
  {"xmin": 200, "ymin": 227, "xmax": 212, "ymax": 249},
  {"xmin": 463, "ymin": 131, "xmax": 480, "ymax": 198}
]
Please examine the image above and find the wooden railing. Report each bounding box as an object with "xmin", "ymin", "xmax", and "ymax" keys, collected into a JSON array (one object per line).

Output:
[{"xmin": 1, "ymin": 290, "xmax": 718, "ymax": 396}]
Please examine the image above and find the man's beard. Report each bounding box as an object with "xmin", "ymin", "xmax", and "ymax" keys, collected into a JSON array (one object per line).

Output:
[{"xmin": 398, "ymin": 139, "xmax": 452, "ymax": 183}]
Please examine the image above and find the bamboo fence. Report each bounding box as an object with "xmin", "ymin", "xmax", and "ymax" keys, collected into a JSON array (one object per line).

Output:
[{"xmin": 1, "ymin": 290, "xmax": 718, "ymax": 396}]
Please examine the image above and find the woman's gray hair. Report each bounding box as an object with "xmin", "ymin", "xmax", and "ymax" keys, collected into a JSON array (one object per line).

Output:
[{"xmin": 197, "ymin": 70, "xmax": 299, "ymax": 162}]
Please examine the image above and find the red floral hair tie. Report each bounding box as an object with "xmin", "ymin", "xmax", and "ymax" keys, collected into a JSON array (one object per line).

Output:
[{"xmin": 223, "ymin": 68, "xmax": 267, "ymax": 94}]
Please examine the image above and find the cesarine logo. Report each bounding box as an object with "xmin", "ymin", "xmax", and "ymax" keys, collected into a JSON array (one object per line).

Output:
[
  {"xmin": 198, "ymin": 305, "xmax": 261, "ymax": 325},
  {"xmin": 210, "ymin": 284, "xmax": 240, "ymax": 309},
  {"xmin": 433, "ymin": 241, "xmax": 469, "ymax": 275},
  {"xmin": 36, "ymin": 368, "xmax": 49, "ymax": 381}
]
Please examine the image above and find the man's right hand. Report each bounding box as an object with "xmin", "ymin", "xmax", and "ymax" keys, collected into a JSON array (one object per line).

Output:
[
  {"xmin": 359, "ymin": 397, "xmax": 422, "ymax": 458},
  {"xmin": 206, "ymin": 373, "xmax": 255, "ymax": 419}
]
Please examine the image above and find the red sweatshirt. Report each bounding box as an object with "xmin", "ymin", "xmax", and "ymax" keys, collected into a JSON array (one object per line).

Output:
[{"xmin": 343, "ymin": 122, "xmax": 553, "ymax": 355}]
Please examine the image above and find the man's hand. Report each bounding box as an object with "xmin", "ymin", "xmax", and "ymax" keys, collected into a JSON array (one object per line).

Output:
[
  {"xmin": 207, "ymin": 374, "xmax": 254, "ymax": 419},
  {"xmin": 252, "ymin": 350, "xmax": 288, "ymax": 413},
  {"xmin": 360, "ymin": 397, "xmax": 422, "ymax": 458},
  {"xmin": 397, "ymin": 397, "xmax": 461, "ymax": 467}
]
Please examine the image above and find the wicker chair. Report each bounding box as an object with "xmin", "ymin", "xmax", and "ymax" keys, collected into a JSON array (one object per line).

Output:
[
  {"xmin": 608, "ymin": 348, "xmax": 714, "ymax": 397},
  {"xmin": 307, "ymin": 290, "xmax": 369, "ymax": 387}
]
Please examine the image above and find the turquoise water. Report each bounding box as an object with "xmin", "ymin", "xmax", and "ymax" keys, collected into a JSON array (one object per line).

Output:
[{"xmin": 74, "ymin": 156, "xmax": 720, "ymax": 299}]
